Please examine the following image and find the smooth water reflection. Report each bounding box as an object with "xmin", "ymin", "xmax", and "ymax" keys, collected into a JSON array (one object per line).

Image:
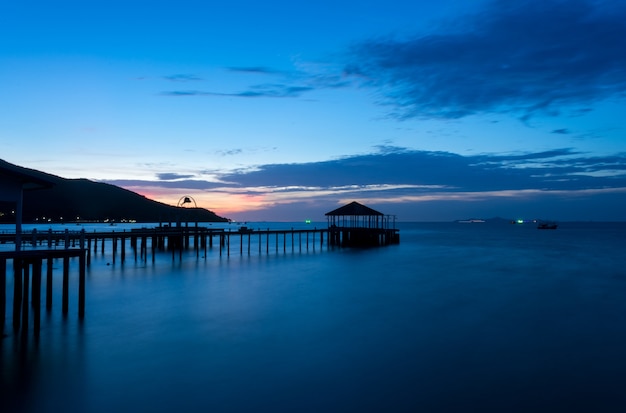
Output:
[{"xmin": 3, "ymin": 222, "xmax": 626, "ymax": 412}]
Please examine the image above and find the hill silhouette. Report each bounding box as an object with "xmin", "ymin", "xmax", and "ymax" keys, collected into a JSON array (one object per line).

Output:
[{"xmin": 0, "ymin": 160, "xmax": 228, "ymax": 223}]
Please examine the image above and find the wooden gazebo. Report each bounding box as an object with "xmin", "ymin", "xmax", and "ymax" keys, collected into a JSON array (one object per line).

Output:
[
  {"xmin": 325, "ymin": 201, "xmax": 399, "ymax": 247},
  {"xmin": 0, "ymin": 160, "xmax": 55, "ymax": 251},
  {"xmin": 1, "ymin": 160, "xmax": 87, "ymax": 335}
]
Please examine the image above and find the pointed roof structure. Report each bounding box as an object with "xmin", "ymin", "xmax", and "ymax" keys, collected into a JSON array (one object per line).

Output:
[
  {"xmin": 325, "ymin": 201, "xmax": 383, "ymax": 216},
  {"xmin": 325, "ymin": 201, "xmax": 399, "ymax": 246},
  {"xmin": 0, "ymin": 159, "xmax": 55, "ymax": 193},
  {"xmin": 1, "ymin": 159, "xmax": 55, "ymax": 251}
]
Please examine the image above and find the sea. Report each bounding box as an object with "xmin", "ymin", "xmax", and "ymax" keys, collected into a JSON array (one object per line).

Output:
[{"xmin": 1, "ymin": 221, "xmax": 626, "ymax": 413}]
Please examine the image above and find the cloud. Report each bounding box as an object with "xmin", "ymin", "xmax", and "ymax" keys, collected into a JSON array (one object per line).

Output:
[
  {"xmin": 105, "ymin": 147, "xmax": 626, "ymax": 220},
  {"xmin": 234, "ymin": 84, "xmax": 314, "ymax": 98},
  {"xmin": 345, "ymin": 0, "xmax": 626, "ymax": 120},
  {"xmin": 551, "ymin": 128, "xmax": 571, "ymax": 134},
  {"xmin": 156, "ymin": 172, "xmax": 195, "ymax": 181},
  {"xmin": 161, "ymin": 61, "xmax": 351, "ymax": 99},
  {"xmin": 216, "ymin": 148, "xmax": 243, "ymax": 156},
  {"xmin": 163, "ymin": 74, "xmax": 203, "ymax": 82},
  {"xmin": 161, "ymin": 84, "xmax": 315, "ymax": 98},
  {"xmin": 109, "ymin": 147, "xmax": 626, "ymax": 194},
  {"xmin": 160, "ymin": 90, "xmax": 208, "ymax": 96},
  {"xmin": 227, "ymin": 66, "xmax": 283, "ymax": 75}
]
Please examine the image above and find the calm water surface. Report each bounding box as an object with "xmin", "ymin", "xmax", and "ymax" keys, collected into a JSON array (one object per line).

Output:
[{"xmin": 2, "ymin": 222, "xmax": 626, "ymax": 412}]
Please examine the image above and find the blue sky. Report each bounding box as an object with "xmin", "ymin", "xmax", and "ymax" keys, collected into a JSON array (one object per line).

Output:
[{"xmin": 1, "ymin": 0, "xmax": 625, "ymax": 221}]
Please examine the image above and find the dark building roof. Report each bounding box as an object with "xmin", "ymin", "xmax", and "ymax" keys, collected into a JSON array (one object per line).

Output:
[
  {"xmin": 325, "ymin": 201, "xmax": 384, "ymax": 216},
  {"xmin": 0, "ymin": 159, "xmax": 55, "ymax": 191}
]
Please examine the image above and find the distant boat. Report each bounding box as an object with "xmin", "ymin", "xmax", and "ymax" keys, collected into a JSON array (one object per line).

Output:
[
  {"xmin": 537, "ymin": 222, "xmax": 558, "ymax": 230},
  {"xmin": 457, "ymin": 219, "xmax": 486, "ymax": 223},
  {"xmin": 238, "ymin": 226, "xmax": 253, "ymax": 233}
]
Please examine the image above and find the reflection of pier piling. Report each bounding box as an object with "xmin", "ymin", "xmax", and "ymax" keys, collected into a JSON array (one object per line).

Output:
[{"xmin": 0, "ymin": 248, "xmax": 86, "ymax": 337}]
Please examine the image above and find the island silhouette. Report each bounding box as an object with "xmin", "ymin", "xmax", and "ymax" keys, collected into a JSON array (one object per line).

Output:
[{"xmin": 0, "ymin": 159, "xmax": 228, "ymax": 223}]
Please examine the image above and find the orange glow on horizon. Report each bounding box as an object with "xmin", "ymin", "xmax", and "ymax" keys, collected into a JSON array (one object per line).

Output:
[{"xmin": 123, "ymin": 185, "xmax": 277, "ymax": 218}]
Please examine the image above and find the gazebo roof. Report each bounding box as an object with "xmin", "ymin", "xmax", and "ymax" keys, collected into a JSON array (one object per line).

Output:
[
  {"xmin": 325, "ymin": 201, "xmax": 384, "ymax": 216},
  {"xmin": 0, "ymin": 159, "xmax": 55, "ymax": 192}
]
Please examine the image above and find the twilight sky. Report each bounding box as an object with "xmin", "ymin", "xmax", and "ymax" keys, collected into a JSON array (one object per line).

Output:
[{"xmin": 1, "ymin": 0, "xmax": 625, "ymax": 221}]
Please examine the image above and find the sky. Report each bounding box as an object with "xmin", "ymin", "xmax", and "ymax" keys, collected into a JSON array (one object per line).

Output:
[{"xmin": 1, "ymin": 0, "xmax": 625, "ymax": 222}]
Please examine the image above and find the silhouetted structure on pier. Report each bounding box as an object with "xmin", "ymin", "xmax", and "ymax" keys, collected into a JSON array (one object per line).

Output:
[
  {"xmin": 326, "ymin": 201, "xmax": 399, "ymax": 247},
  {"xmin": 1, "ymin": 161, "xmax": 86, "ymax": 338}
]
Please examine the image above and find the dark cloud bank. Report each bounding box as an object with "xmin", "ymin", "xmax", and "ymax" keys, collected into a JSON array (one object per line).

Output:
[
  {"xmin": 161, "ymin": 0, "xmax": 626, "ymax": 123},
  {"xmin": 108, "ymin": 148, "xmax": 626, "ymax": 221},
  {"xmin": 346, "ymin": 0, "xmax": 626, "ymax": 120}
]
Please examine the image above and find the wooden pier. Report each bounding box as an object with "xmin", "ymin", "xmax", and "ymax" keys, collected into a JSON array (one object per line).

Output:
[
  {"xmin": 0, "ymin": 225, "xmax": 331, "ymax": 262},
  {"xmin": 1, "ymin": 217, "xmax": 399, "ymax": 336}
]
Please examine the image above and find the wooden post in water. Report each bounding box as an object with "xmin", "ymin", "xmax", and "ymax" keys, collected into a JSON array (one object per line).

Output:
[
  {"xmin": 112, "ymin": 236, "xmax": 117, "ymax": 264},
  {"xmin": 121, "ymin": 235, "xmax": 126, "ymax": 263},
  {"xmin": 184, "ymin": 223, "xmax": 190, "ymax": 249},
  {"xmin": 79, "ymin": 251, "xmax": 86, "ymax": 319},
  {"xmin": 0, "ymin": 258, "xmax": 5, "ymax": 333},
  {"xmin": 87, "ymin": 237, "xmax": 91, "ymax": 266},
  {"xmin": 62, "ymin": 257, "xmax": 69, "ymax": 315},
  {"xmin": 46, "ymin": 258, "xmax": 53, "ymax": 310},
  {"xmin": 32, "ymin": 259, "xmax": 42, "ymax": 337},
  {"xmin": 21, "ymin": 262, "xmax": 30, "ymax": 337},
  {"xmin": 196, "ymin": 231, "xmax": 200, "ymax": 259},
  {"xmin": 204, "ymin": 234, "xmax": 208, "ymax": 259},
  {"xmin": 13, "ymin": 260, "xmax": 22, "ymax": 332}
]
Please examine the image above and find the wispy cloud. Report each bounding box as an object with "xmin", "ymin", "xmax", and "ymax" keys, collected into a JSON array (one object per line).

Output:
[
  {"xmin": 160, "ymin": 90, "xmax": 209, "ymax": 96},
  {"xmin": 344, "ymin": 0, "xmax": 626, "ymax": 120},
  {"xmin": 163, "ymin": 74, "xmax": 203, "ymax": 82},
  {"xmin": 156, "ymin": 172, "xmax": 195, "ymax": 181},
  {"xmin": 226, "ymin": 66, "xmax": 284, "ymax": 75},
  {"xmin": 161, "ymin": 85, "xmax": 315, "ymax": 98},
  {"xmin": 233, "ymin": 84, "xmax": 314, "ymax": 98},
  {"xmin": 216, "ymin": 148, "xmax": 243, "ymax": 156},
  {"xmin": 161, "ymin": 60, "xmax": 351, "ymax": 99}
]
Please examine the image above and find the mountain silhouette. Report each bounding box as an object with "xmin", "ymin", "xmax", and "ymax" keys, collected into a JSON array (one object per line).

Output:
[{"xmin": 0, "ymin": 159, "xmax": 228, "ymax": 223}]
